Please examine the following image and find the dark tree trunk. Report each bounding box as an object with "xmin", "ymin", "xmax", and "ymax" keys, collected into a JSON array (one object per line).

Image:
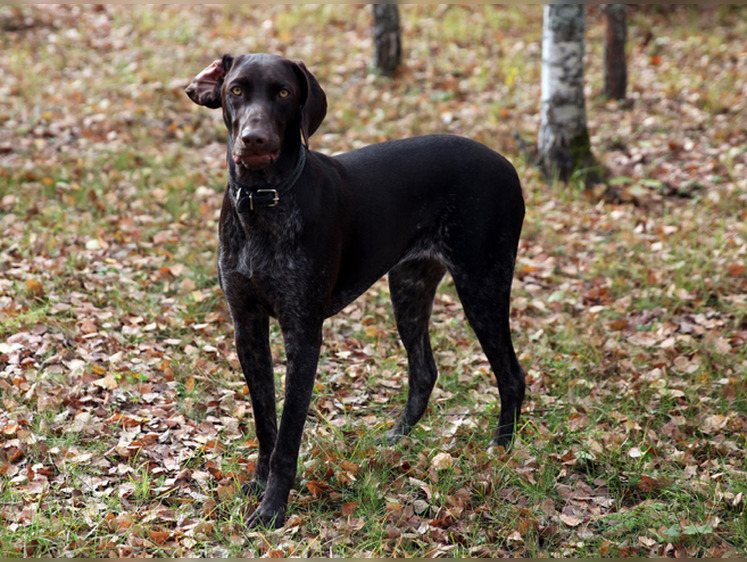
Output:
[
  {"xmin": 603, "ymin": 4, "xmax": 627, "ymax": 100},
  {"xmin": 373, "ymin": 4, "xmax": 401, "ymax": 76}
]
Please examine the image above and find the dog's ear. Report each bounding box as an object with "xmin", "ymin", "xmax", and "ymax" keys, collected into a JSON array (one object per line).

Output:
[
  {"xmin": 185, "ymin": 55, "xmax": 233, "ymax": 109},
  {"xmin": 290, "ymin": 60, "xmax": 327, "ymax": 146}
]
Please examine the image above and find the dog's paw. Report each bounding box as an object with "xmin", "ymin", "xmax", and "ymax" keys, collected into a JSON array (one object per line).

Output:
[
  {"xmin": 384, "ymin": 429, "xmax": 403, "ymax": 445},
  {"xmin": 241, "ymin": 479, "xmax": 267, "ymax": 498},
  {"xmin": 489, "ymin": 434, "xmax": 514, "ymax": 454},
  {"xmin": 247, "ymin": 501, "xmax": 285, "ymax": 530},
  {"xmin": 385, "ymin": 422, "xmax": 412, "ymax": 445}
]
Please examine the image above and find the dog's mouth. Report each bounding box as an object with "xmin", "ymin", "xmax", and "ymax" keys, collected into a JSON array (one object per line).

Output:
[{"xmin": 233, "ymin": 151, "xmax": 279, "ymax": 170}]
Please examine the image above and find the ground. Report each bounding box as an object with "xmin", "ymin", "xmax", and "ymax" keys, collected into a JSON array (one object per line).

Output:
[{"xmin": 0, "ymin": 5, "xmax": 745, "ymax": 557}]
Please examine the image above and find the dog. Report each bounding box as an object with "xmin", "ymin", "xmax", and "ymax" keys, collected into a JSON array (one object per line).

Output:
[{"xmin": 185, "ymin": 53, "xmax": 525, "ymax": 528}]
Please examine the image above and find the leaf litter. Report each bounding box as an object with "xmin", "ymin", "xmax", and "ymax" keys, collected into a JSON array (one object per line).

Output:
[{"xmin": 1, "ymin": 4, "xmax": 746, "ymax": 558}]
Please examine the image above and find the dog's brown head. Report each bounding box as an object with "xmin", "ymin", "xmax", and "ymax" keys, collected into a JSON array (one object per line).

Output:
[{"xmin": 186, "ymin": 53, "xmax": 327, "ymax": 170}]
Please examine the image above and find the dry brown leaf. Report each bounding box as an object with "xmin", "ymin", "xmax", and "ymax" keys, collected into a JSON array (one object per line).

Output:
[
  {"xmin": 25, "ymin": 278, "xmax": 45, "ymax": 296},
  {"xmin": 431, "ymin": 452, "xmax": 454, "ymax": 470},
  {"xmin": 306, "ymin": 480, "xmax": 329, "ymax": 497},
  {"xmin": 702, "ymin": 414, "xmax": 729, "ymax": 434},
  {"xmin": 93, "ymin": 372, "xmax": 118, "ymax": 390},
  {"xmin": 560, "ymin": 513, "xmax": 583, "ymax": 527},
  {"xmin": 217, "ymin": 484, "xmax": 236, "ymax": 503},
  {"xmin": 110, "ymin": 514, "xmax": 134, "ymax": 532},
  {"xmin": 341, "ymin": 501, "xmax": 358, "ymax": 517},
  {"xmin": 148, "ymin": 529, "xmax": 170, "ymax": 545}
]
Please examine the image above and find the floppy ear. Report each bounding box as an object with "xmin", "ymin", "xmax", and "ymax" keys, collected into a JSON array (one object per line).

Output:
[
  {"xmin": 185, "ymin": 55, "xmax": 233, "ymax": 109},
  {"xmin": 290, "ymin": 61, "xmax": 328, "ymax": 145}
]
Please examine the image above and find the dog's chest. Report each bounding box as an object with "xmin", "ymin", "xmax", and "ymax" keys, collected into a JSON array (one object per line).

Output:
[
  {"xmin": 219, "ymin": 240, "xmax": 309, "ymax": 319},
  {"xmin": 219, "ymin": 210, "xmax": 307, "ymax": 289},
  {"xmin": 235, "ymin": 237, "xmax": 304, "ymax": 279}
]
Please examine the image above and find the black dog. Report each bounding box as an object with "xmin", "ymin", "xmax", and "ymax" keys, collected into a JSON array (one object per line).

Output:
[{"xmin": 185, "ymin": 53, "xmax": 525, "ymax": 528}]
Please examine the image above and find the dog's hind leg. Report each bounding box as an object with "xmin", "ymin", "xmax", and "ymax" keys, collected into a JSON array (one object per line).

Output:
[
  {"xmin": 450, "ymin": 263, "xmax": 525, "ymax": 450},
  {"xmin": 386, "ymin": 258, "xmax": 447, "ymax": 443}
]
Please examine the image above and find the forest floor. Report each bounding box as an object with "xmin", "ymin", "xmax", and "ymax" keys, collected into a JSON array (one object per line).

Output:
[{"xmin": 0, "ymin": 4, "xmax": 745, "ymax": 557}]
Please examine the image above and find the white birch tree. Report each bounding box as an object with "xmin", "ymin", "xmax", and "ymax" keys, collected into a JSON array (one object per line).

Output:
[{"xmin": 538, "ymin": 4, "xmax": 600, "ymax": 185}]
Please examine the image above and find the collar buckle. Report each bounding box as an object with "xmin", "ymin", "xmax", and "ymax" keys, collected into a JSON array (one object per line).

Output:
[
  {"xmin": 235, "ymin": 188, "xmax": 280, "ymax": 212},
  {"xmin": 255, "ymin": 188, "xmax": 279, "ymax": 209}
]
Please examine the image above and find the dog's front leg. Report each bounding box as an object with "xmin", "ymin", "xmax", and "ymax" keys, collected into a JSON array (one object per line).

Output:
[
  {"xmin": 247, "ymin": 321, "xmax": 322, "ymax": 529},
  {"xmin": 234, "ymin": 316, "xmax": 277, "ymax": 493}
]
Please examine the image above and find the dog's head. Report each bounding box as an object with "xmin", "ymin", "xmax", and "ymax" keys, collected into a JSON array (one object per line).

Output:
[{"xmin": 185, "ymin": 53, "xmax": 327, "ymax": 170}]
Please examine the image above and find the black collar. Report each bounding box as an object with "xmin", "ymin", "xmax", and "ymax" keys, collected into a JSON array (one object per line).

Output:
[{"xmin": 229, "ymin": 148, "xmax": 306, "ymax": 213}]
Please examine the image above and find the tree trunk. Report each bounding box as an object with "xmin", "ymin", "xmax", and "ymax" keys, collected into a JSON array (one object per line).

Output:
[
  {"xmin": 538, "ymin": 4, "xmax": 600, "ymax": 186},
  {"xmin": 373, "ymin": 4, "xmax": 401, "ymax": 76},
  {"xmin": 603, "ymin": 4, "xmax": 627, "ymax": 100}
]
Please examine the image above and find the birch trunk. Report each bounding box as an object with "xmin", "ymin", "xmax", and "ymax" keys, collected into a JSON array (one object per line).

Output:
[
  {"xmin": 603, "ymin": 4, "xmax": 628, "ymax": 100},
  {"xmin": 538, "ymin": 4, "xmax": 599, "ymax": 184},
  {"xmin": 373, "ymin": 4, "xmax": 402, "ymax": 76}
]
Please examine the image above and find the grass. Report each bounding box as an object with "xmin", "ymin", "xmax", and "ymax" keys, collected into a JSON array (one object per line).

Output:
[{"xmin": 1, "ymin": 3, "xmax": 746, "ymax": 558}]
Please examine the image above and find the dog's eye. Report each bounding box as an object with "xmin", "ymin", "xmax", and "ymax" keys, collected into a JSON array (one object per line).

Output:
[
  {"xmin": 231, "ymin": 86, "xmax": 242, "ymax": 96},
  {"xmin": 278, "ymin": 88, "xmax": 290, "ymax": 99}
]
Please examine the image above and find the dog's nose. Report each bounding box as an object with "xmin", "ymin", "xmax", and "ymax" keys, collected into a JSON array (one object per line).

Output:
[{"xmin": 241, "ymin": 127, "xmax": 270, "ymax": 149}]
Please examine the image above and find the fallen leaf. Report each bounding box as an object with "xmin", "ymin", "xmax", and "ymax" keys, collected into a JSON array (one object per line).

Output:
[
  {"xmin": 342, "ymin": 502, "xmax": 358, "ymax": 516},
  {"xmin": 109, "ymin": 514, "xmax": 134, "ymax": 532},
  {"xmin": 628, "ymin": 446, "xmax": 645, "ymax": 458},
  {"xmin": 306, "ymin": 480, "xmax": 329, "ymax": 497},
  {"xmin": 340, "ymin": 460, "xmax": 359, "ymax": 473},
  {"xmin": 431, "ymin": 452, "xmax": 454, "ymax": 470},
  {"xmin": 78, "ymin": 318, "xmax": 97, "ymax": 334},
  {"xmin": 560, "ymin": 513, "xmax": 583, "ymax": 527},
  {"xmin": 726, "ymin": 263, "xmax": 744, "ymax": 277},
  {"xmin": 702, "ymin": 414, "xmax": 728, "ymax": 434},
  {"xmin": 70, "ymin": 412, "xmax": 91, "ymax": 433},
  {"xmin": 148, "ymin": 529, "xmax": 170, "ymax": 545},
  {"xmin": 507, "ymin": 530, "xmax": 524, "ymax": 544},
  {"xmin": 93, "ymin": 372, "xmax": 118, "ymax": 390},
  {"xmin": 412, "ymin": 499, "xmax": 429, "ymax": 515},
  {"xmin": 25, "ymin": 278, "xmax": 45, "ymax": 297},
  {"xmin": 217, "ymin": 484, "xmax": 236, "ymax": 503}
]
